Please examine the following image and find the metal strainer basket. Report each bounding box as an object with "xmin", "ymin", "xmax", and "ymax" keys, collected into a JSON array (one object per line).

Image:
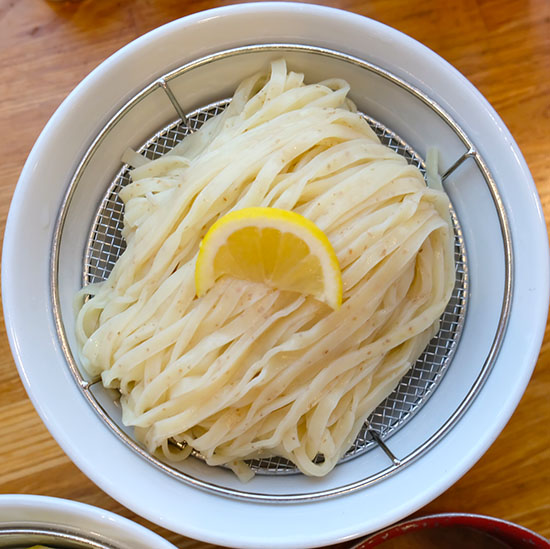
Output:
[{"xmin": 52, "ymin": 44, "xmax": 511, "ymax": 503}]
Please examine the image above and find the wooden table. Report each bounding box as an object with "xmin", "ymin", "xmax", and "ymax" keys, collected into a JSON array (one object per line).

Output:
[{"xmin": 0, "ymin": 1, "xmax": 548, "ymax": 547}]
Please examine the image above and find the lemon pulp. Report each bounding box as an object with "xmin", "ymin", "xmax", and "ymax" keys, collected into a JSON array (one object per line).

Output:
[{"xmin": 195, "ymin": 207, "xmax": 342, "ymax": 310}]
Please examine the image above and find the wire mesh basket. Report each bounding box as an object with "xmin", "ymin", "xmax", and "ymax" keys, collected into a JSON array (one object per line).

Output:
[{"xmin": 52, "ymin": 44, "xmax": 511, "ymax": 502}]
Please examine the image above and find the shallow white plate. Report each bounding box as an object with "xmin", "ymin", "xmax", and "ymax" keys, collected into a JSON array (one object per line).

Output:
[
  {"xmin": 3, "ymin": 3, "xmax": 548, "ymax": 548},
  {"xmin": 0, "ymin": 494, "xmax": 176, "ymax": 548}
]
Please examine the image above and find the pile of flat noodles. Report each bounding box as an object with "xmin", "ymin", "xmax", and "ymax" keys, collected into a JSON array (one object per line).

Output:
[{"xmin": 76, "ymin": 59, "xmax": 454, "ymax": 480}]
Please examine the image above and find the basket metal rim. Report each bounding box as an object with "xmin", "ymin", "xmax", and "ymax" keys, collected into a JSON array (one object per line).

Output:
[
  {"xmin": 0, "ymin": 525, "xmax": 120, "ymax": 549},
  {"xmin": 50, "ymin": 43, "xmax": 513, "ymax": 503}
]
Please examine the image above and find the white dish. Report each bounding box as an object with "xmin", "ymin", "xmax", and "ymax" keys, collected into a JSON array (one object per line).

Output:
[
  {"xmin": 2, "ymin": 3, "xmax": 548, "ymax": 548},
  {"xmin": 0, "ymin": 494, "xmax": 176, "ymax": 548}
]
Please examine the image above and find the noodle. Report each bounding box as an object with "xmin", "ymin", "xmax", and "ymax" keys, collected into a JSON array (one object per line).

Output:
[{"xmin": 75, "ymin": 59, "xmax": 455, "ymax": 478}]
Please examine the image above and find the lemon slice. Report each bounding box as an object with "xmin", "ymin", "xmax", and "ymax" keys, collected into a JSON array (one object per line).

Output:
[{"xmin": 195, "ymin": 207, "xmax": 342, "ymax": 310}]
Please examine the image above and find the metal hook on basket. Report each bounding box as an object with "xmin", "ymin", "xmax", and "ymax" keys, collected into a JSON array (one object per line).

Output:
[{"xmin": 157, "ymin": 78, "xmax": 192, "ymax": 132}]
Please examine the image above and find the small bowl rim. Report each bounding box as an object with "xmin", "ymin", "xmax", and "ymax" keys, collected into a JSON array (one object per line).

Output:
[{"xmin": 0, "ymin": 494, "xmax": 176, "ymax": 549}]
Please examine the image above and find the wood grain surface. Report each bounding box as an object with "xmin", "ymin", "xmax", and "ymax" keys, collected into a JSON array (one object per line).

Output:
[{"xmin": 0, "ymin": 0, "xmax": 549, "ymax": 547}]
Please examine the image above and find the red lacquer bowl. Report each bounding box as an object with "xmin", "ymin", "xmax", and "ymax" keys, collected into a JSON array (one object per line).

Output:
[{"xmin": 353, "ymin": 513, "xmax": 550, "ymax": 548}]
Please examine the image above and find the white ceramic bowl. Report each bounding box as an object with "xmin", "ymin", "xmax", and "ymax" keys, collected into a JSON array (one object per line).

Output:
[
  {"xmin": 3, "ymin": 3, "xmax": 548, "ymax": 548},
  {"xmin": 0, "ymin": 494, "xmax": 176, "ymax": 548}
]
